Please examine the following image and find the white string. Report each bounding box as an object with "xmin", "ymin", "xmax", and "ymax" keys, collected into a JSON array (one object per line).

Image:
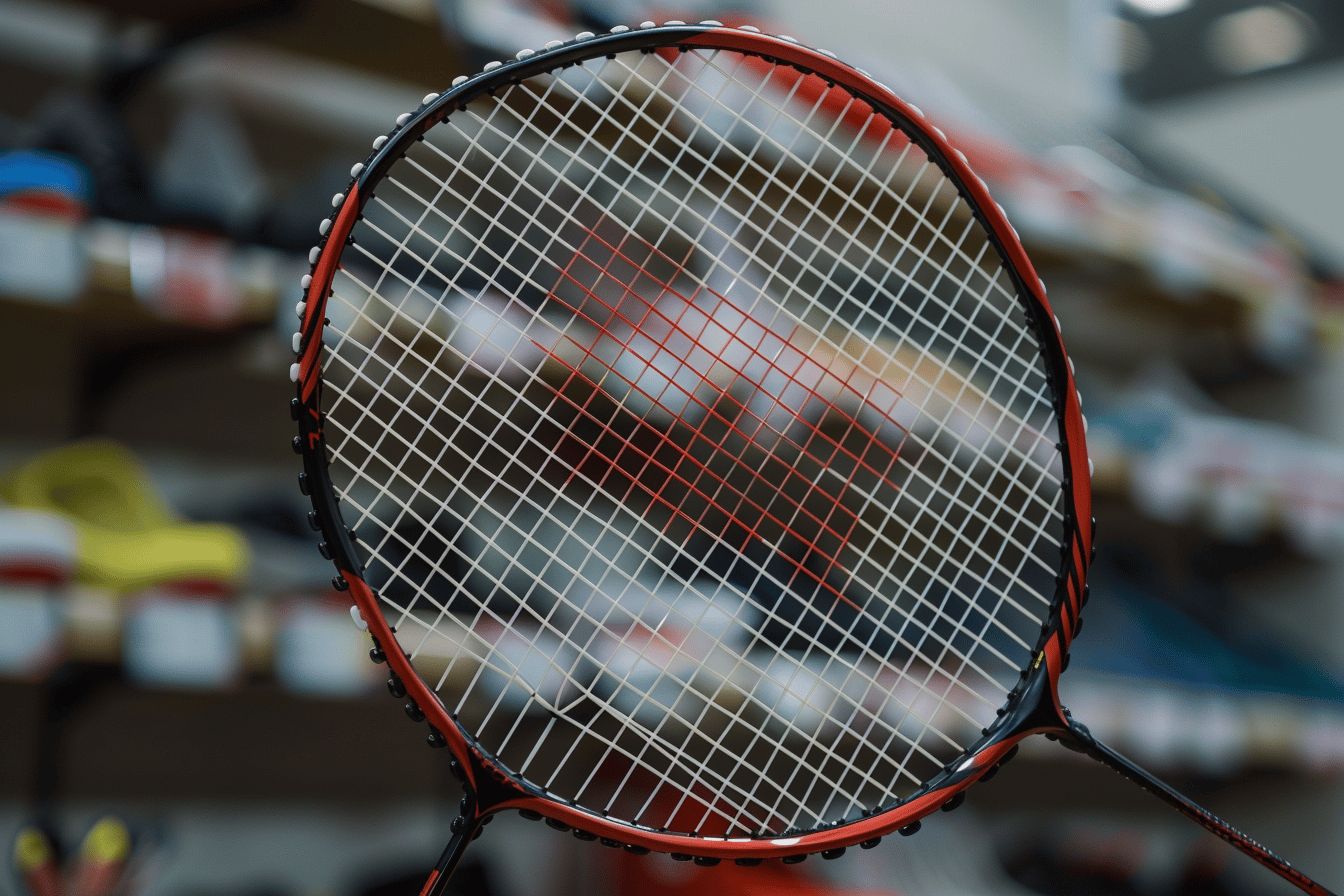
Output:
[
  {"xmin": 333, "ymin": 78, "xmax": 1048, "ymax": 832},
  {"xmin": 318, "ymin": 45, "xmax": 1066, "ymax": 837}
]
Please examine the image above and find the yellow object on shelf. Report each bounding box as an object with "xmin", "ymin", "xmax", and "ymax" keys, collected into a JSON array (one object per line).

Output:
[{"xmin": 0, "ymin": 440, "xmax": 248, "ymax": 592}]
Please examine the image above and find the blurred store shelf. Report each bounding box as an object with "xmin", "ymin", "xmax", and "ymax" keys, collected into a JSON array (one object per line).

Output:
[
  {"xmin": 1088, "ymin": 369, "xmax": 1344, "ymax": 555},
  {"xmin": 4, "ymin": 581, "xmax": 1342, "ymax": 780},
  {"xmin": 1, "ymin": 1, "xmax": 1338, "ymax": 368},
  {"xmin": 0, "ymin": 207, "xmax": 301, "ymax": 329}
]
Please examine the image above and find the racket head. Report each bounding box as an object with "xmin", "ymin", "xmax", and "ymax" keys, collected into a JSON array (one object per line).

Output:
[{"xmin": 293, "ymin": 22, "xmax": 1094, "ymax": 860}]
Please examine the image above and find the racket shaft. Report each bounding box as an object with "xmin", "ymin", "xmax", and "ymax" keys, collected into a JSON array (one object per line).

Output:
[{"xmin": 1080, "ymin": 731, "xmax": 1335, "ymax": 895}]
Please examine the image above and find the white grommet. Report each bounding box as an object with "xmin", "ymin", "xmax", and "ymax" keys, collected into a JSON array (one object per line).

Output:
[
  {"xmin": 700, "ymin": 20, "xmax": 723, "ymax": 26},
  {"xmin": 908, "ymin": 104, "xmax": 924, "ymax": 118},
  {"xmin": 309, "ymin": 247, "xmax": 321, "ymax": 264},
  {"xmin": 739, "ymin": 24, "xmax": 760, "ymax": 32},
  {"xmin": 372, "ymin": 135, "xmax": 388, "ymax": 150},
  {"xmin": 295, "ymin": 301, "xmax": 306, "ymax": 317},
  {"xmin": 422, "ymin": 92, "xmax": 439, "ymax": 105},
  {"xmin": 779, "ymin": 34, "xmax": 798, "ymax": 43},
  {"xmin": 639, "ymin": 20, "xmax": 655, "ymax": 27},
  {"xmin": 319, "ymin": 218, "xmax": 331, "ymax": 236},
  {"xmin": 331, "ymin": 193, "xmax": 344, "ymax": 207},
  {"xmin": 818, "ymin": 48, "xmax": 836, "ymax": 58},
  {"xmin": 452, "ymin": 75, "xmax": 468, "ymax": 87},
  {"xmin": 955, "ymin": 150, "xmax": 968, "ymax": 164},
  {"xmin": 1088, "ymin": 458, "xmax": 1095, "ymax": 477},
  {"xmin": 1037, "ymin": 276, "xmax": 1048, "ymax": 294},
  {"xmin": 484, "ymin": 60, "xmax": 502, "ymax": 70},
  {"xmin": 350, "ymin": 605, "xmax": 369, "ymax": 631},
  {"xmin": 350, "ymin": 162, "xmax": 364, "ymax": 177},
  {"xmin": 292, "ymin": 332, "xmax": 302, "ymax": 353},
  {"xmin": 1082, "ymin": 414, "xmax": 1089, "ymax": 433},
  {"xmin": 664, "ymin": 20, "xmax": 684, "ymax": 26},
  {"xmin": 544, "ymin": 39, "xmax": 563, "ymax": 48},
  {"xmin": 300, "ymin": 274, "xmax": 312, "ymax": 289},
  {"xmin": 289, "ymin": 362, "xmax": 300, "ymax": 383},
  {"xmin": 1053, "ymin": 313, "xmax": 1062, "ymax": 331},
  {"xmin": 610, "ymin": 24, "xmax": 629, "ymax": 32},
  {"xmin": 1068, "ymin": 357, "xmax": 1076, "ymax": 376},
  {"xmin": 576, "ymin": 31, "xmax": 595, "ymax": 39},
  {"xmin": 396, "ymin": 112, "xmax": 412, "ymax": 127},
  {"xmin": 516, "ymin": 48, "xmax": 534, "ymax": 59},
  {"xmin": 1075, "ymin": 390, "xmax": 1083, "ymax": 409},
  {"xmin": 856, "ymin": 67, "xmax": 871, "ymax": 77}
]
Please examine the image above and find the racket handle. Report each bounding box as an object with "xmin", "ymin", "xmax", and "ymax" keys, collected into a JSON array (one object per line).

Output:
[
  {"xmin": 1069, "ymin": 723, "xmax": 1336, "ymax": 896},
  {"xmin": 419, "ymin": 793, "xmax": 483, "ymax": 896}
]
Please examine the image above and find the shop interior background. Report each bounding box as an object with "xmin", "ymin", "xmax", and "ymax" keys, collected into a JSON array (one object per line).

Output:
[{"xmin": 1, "ymin": 0, "xmax": 1342, "ymax": 893}]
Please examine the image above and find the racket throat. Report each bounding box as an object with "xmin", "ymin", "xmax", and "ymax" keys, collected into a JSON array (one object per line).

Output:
[
  {"xmin": 994, "ymin": 652, "xmax": 1071, "ymax": 744},
  {"xmin": 421, "ymin": 786, "xmax": 488, "ymax": 896}
]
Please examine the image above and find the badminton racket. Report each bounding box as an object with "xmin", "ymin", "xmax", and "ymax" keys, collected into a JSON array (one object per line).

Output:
[{"xmin": 289, "ymin": 22, "xmax": 1333, "ymax": 895}]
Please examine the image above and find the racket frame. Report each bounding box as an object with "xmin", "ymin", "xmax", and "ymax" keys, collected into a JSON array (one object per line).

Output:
[{"xmin": 293, "ymin": 22, "xmax": 1094, "ymax": 861}]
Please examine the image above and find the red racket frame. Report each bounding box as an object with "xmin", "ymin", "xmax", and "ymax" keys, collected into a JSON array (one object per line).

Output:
[{"xmin": 294, "ymin": 18, "xmax": 1089, "ymax": 862}]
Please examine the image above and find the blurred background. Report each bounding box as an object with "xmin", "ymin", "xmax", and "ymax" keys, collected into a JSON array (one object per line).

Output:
[{"xmin": 1, "ymin": 0, "xmax": 1342, "ymax": 893}]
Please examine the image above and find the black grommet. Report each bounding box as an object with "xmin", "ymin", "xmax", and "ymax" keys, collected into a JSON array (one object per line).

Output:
[
  {"xmin": 426, "ymin": 730, "xmax": 446, "ymax": 748},
  {"xmin": 471, "ymin": 827, "xmax": 484, "ymax": 841},
  {"xmin": 670, "ymin": 853, "xmax": 692, "ymax": 862},
  {"xmin": 859, "ymin": 838, "xmax": 881, "ymax": 849},
  {"xmin": 821, "ymin": 848, "xmax": 845, "ymax": 860},
  {"xmin": 291, "ymin": 436, "xmax": 303, "ymax": 454},
  {"xmin": 782, "ymin": 854, "xmax": 806, "ymax": 864},
  {"xmin": 545, "ymin": 818, "xmax": 568, "ymax": 831},
  {"xmin": 519, "ymin": 809, "xmax": 542, "ymax": 821},
  {"xmin": 404, "ymin": 701, "xmax": 424, "ymax": 722},
  {"xmin": 332, "ymin": 576, "xmax": 348, "ymax": 591},
  {"xmin": 290, "ymin": 398, "xmax": 301, "ymax": 421},
  {"xmin": 624, "ymin": 845, "xmax": 649, "ymax": 855},
  {"xmin": 387, "ymin": 676, "xmax": 405, "ymax": 698},
  {"xmin": 734, "ymin": 858, "xmax": 762, "ymax": 866},
  {"xmin": 941, "ymin": 792, "xmax": 964, "ymax": 812},
  {"xmin": 481, "ymin": 815, "xmax": 494, "ymax": 826},
  {"xmin": 369, "ymin": 645, "xmax": 386, "ymax": 663},
  {"xmin": 297, "ymin": 472, "xmax": 310, "ymax": 495},
  {"xmin": 1061, "ymin": 653, "xmax": 1072, "ymax": 671},
  {"xmin": 980, "ymin": 764, "xmax": 1000, "ymax": 783},
  {"xmin": 1074, "ymin": 616, "xmax": 1084, "ymax": 636},
  {"xmin": 599, "ymin": 838, "xmax": 620, "ymax": 849},
  {"xmin": 573, "ymin": 830, "xmax": 596, "ymax": 841},
  {"xmin": 898, "ymin": 822, "xmax": 921, "ymax": 836},
  {"xmin": 693, "ymin": 856, "xmax": 720, "ymax": 866},
  {"xmin": 450, "ymin": 816, "xmax": 466, "ymax": 833},
  {"xmin": 318, "ymin": 542, "xmax": 332, "ymax": 559},
  {"xmin": 307, "ymin": 511, "xmax": 321, "ymax": 530}
]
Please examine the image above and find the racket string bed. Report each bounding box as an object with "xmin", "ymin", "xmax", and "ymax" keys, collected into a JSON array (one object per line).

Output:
[{"xmin": 320, "ymin": 35, "xmax": 1061, "ymax": 833}]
